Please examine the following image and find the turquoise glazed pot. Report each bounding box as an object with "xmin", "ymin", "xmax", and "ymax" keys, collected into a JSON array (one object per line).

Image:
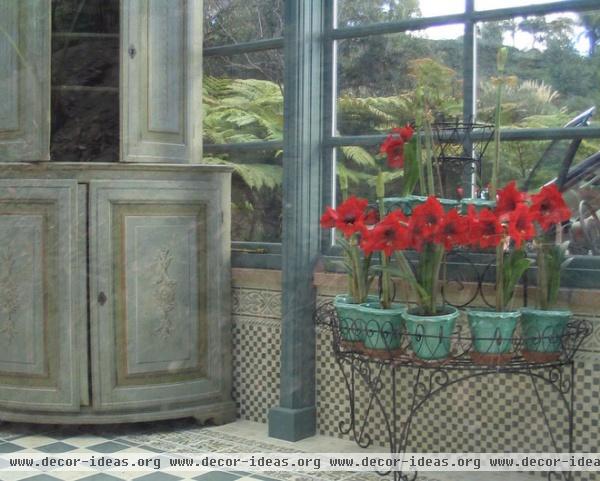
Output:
[
  {"xmin": 520, "ymin": 308, "xmax": 571, "ymax": 355},
  {"xmin": 383, "ymin": 196, "xmax": 425, "ymax": 215},
  {"xmin": 384, "ymin": 196, "xmax": 458, "ymax": 215},
  {"xmin": 404, "ymin": 306, "xmax": 459, "ymax": 360},
  {"xmin": 459, "ymin": 198, "xmax": 496, "ymax": 214},
  {"xmin": 467, "ymin": 309, "xmax": 520, "ymax": 355},
  {"xmin": 334, "ymin": 294, "xmax": 377, "ymax": 342},
  {"xmin": 359, "ymin": 302, "xmax": 405, "ymax": 350}
]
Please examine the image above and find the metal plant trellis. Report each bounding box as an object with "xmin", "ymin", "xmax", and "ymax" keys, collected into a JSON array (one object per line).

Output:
[{"xmin": 432, "ymin": 120, "xmax": 495, "ymax": 199}]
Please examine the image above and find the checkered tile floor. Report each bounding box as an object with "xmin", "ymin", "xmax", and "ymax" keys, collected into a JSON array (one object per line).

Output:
[
  {"xmin": 0, "ymin": 420, "xmax": 291, "ymax": 481},
  {"xmin": 0, "ymin": 419, "xmax": 535, "ymax": 481}
]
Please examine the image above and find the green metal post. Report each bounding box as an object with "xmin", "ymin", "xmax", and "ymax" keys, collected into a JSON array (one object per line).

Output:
[{"xmin": 268, "ymin": 0, "xmax": 327, "ymax": 442}]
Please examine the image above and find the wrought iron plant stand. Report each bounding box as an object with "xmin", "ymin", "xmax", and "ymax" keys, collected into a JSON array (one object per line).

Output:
[{"xmin": 316, "ymin": 297, "xmax": 592, "ymax": 481}]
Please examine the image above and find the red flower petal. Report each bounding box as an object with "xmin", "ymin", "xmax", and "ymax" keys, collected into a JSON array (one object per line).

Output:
[
  {"xmin": 508, "ymin": 203, "xmax": 535, "ymax": 248},
  {"xmin": 477, "ymin": 208, "xmax": 503, "ymax": 249},
  {"xmin": 530, "ymin": 184, "xmax": 571, "ymax": 231},
  {"xmin": 380, "ymin": 133, "xmax": 405, "ymax": 169},
  {"xmin": 495, "ymin": 181, "xmax": 528, "ymax": 222}
]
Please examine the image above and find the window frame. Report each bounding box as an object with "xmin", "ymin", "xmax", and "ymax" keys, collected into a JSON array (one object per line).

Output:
[{"xmin": 204, "ymin": 0, "xmax": 600, "ymax": 280}]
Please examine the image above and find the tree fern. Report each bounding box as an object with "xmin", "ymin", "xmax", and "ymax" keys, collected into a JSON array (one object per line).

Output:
[{"xmin": 203, "ymin": 156, "xmax": 282, "ymax": 190}]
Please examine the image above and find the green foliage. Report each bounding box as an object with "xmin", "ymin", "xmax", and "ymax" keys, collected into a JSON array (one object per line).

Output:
[
  {"xmin": 402, "ymin": 137, "xmax": 419, "ymax": 196},
  {"xmin": 204, "ymin": 77, "xmax": 283, "ymax": 144},
  {"xmin": 502, "ymin": 248, "xmax": 532, "ymax": 310},
  {"xmin": 537, "ymin": 242, "xmax": 572, "ymax": 309}
]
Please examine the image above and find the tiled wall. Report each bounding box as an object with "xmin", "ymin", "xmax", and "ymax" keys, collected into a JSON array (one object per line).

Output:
[{"xmin": 231, "ymin": 268, "xmax": 600, "ymax": 480}]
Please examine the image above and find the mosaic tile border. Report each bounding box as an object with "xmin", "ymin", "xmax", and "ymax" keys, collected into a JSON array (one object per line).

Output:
[{"xmin": 233, "ymin": 288, "xmax": 282, "ymax": 320}]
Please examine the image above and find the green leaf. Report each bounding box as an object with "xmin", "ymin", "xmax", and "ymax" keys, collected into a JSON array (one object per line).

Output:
[
  {"xmin": 203, "ymin": 157, "xmax": 282, "ymax": 191},
  {"xmin": 401, "ymin": 137, "xmax": 419, "ymax": 196},
  {"xmin": 340, "ymin": 145, "xmax": 377, "ymax": 168},
  {"xmin": 502, "ymin": 249, "xmax": 532, "ymax": 307}
]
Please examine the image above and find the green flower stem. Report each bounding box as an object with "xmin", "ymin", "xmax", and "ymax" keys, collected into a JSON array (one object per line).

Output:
[
  {"xmin": 490, "ymin": 81, "xmax": 503, "ymax": 200},
  {"xmin": 490, "ymin": 47, "xmax": 507, "ymax": 199},
  {"xmin": 415, "ymin": 243, "xmax": 444, "ymax": 315},
  {"xmin": 377, "ymin": 195, "xmax": 391, "ymax": 309},
  {"xmin": 537, "ymin": 243, "xmax": 549, "ymax": 310},
  {"xmin": 424, "ymin": 120, "xmax": 435, "ymax": 196},
  {"xmin": 349, "ymin": 238, "xmax": 366, "ymax": 302},
  {"xmin": 345, "ymin": 248, "xmax": 355, "ymax": 300},
  {"xmin": 415, "ymin": 114, "xmax": 425, "ymax": 195},
  {"xmin": 495, "ymin": 243, "xmax": 504, "ymax": 312},
  {"xmin": 394, "ymin": 249, "xmax": 417, "ymax": 305}
]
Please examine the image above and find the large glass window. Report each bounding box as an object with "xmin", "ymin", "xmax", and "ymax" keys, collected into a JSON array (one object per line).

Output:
[
  {"xmin": 208, "ymin": 0, "xmax": 600, "ymax": 270},
  {"xmin": 203, "ymin": 0, "xmax": 284, "ymax": 244},
  {"xmin": 327, "ymin": 0, "xmax": 600, "ymax": 238}
]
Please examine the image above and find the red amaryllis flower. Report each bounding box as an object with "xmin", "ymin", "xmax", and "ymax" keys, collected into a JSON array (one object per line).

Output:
[
  {"xmin": 530, "ymin": 184, "xmax": 571, "ymax": 231},
  {"xmin": 464, "ymin": 205, "xmax": 481, "ymax": 246},
  {"xmin": 508, "ymin": 203, "xmax": 535, "ymax": 248},
  {"xmin": 436, "ymin": 208, "xmax": 469, "ymax": 251},
  {"xmin": 319, "ymin": 206, "xmax": 338, "ymax": 229},
  {"xmin": 380, "ymin": 124, "xmax": 413, "ymax": 169},
  {"xmin": 495, "ymin": 181, "xmax": 528, "ymax": 221},
  {"xmin": 477, "ymin": 208, "xmax": 503, "ymax": 249},
  {"xmin": 380, "ymin": 134, "xmax": 405, "ymax": 169},
  {"xmin": 361, "ymin": 210, "xmax": 410, "ymax": 256},
  {"xmin": 320, "ymin": 196, "xmax": 370, "ymax": 238},
  {"xmin": 409, "ymin": 196, "xmax": 445, "ymax": 250},
  {"xmin": 364, "ymin": 207, "xmax": 380, "ymax": 226},
  {"xmin": 393, "ymin": 123, "xmax": 415, "ymax": 142}
]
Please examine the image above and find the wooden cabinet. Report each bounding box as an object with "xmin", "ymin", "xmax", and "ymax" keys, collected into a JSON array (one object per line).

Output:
[
  {"xmin": 0, "ymin": 164, "xmax": 235, "ymax": 424},
  {"xmin": 121, "ymin": 0, "xmax": 203, "ymax": 163},
  {"xmin": 0, "ymin": 1, "xmax": 228, "ymax": 424}
]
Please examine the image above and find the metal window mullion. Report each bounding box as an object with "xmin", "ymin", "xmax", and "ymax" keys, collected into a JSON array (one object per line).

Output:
[
  {"xmin": 332, "ymin": 13, "xmax": 467, "ymax": 40},
  {"xmin": 328, "ymin": 128, "xmax": 600, "ymax": 147},
  {"xmin": 472, "ymin": 0, "xmax": 600, "ymax": 23},
  {"xmin": 332, "ymin": 0, "xmax": 600, "ymax": 41},
  {"xmin": 321, "ymin": 0, "xmax": 337, "ymax": 252},
  {"xmin": 464, "ymin": 0, "xmax": 477, "ymax": 196},
  {"xmin": 204, "ymin": 140, "xmax": 283, "ymax": 154},
  {"xmin": 203, "ymin": 37, "xmax": 284, "ymax": 57}
]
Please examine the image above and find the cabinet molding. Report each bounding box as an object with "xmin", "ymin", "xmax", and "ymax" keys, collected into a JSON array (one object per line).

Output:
[
  {"xmin": 121, "ymin": 0, "xmax": 203, "ymax": 163},
  {"xmin": 90, "ymin": 179, "xmax": 231, "ymax": 411},
  {"xmin": 0, "ymin": 179, "xmax": 79, "ymax": 411},
  {"xmin": 0, "ymin": 0, "xmax": 50, "ymax": 161},
  {"xmin": 0, "ymin": 163, "xmax": 234, "ymax": 424}
]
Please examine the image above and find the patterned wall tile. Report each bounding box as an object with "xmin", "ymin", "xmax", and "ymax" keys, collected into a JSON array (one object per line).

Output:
[
  {"xmin": 580, "ymin": 318, "xmax": 600, "ymax": 358},
  {"xmin": 232, "ymin": 315, "xmax": 281, "ymax": 423},
  {"xmin": 233, "ymin": 287, "xmax": 282, "ymax": 319}
]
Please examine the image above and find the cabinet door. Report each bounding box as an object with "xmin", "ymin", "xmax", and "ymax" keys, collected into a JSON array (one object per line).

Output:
[
  {"xmin": 121, "ymin": 0, "xmax": 203, "ymax": 163},
  {"xmin": 90, "ymin": 179, "xmax": 231, "ymax": 410},
  {"xmin": 0, "ymin": 0, "xmax": 50, "ymax": 161},
  {"xmin": 0, "ymin": 180, "xmax": 80, "ymax": 411}
]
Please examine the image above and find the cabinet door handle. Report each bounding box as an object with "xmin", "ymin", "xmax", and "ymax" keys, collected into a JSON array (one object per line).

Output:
[
  {"xmin": 128, "ymin": 45, "xmax": 137, "ymax": 59},
  {"xmin": 97, "ymin": 292, "xmax": 107, "ymax": 306}
]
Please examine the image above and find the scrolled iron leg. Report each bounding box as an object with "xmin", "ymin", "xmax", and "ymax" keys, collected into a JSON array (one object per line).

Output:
[{"xmin": 529, "ymin": 363, "xmax": 575, "ymax": 481}]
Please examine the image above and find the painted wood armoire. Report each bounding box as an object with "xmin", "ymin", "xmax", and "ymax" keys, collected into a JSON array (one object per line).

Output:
[{"xmin": 0, "ymin": 0, "xmax": 236, "ymax": 424}]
